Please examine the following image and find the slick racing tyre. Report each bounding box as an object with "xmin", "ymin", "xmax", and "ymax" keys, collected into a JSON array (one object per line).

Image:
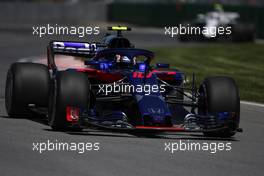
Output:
[
  {"xmin": 48, "ymin": 70, "xmax": 90, "ymax": 131},
  {"xmin": 5, "ymin": 62, "xmax": 50, "ymax": 118},
  {"xmin": 198, "ymin": 76, "xmax": 240, "ymax": 137}
]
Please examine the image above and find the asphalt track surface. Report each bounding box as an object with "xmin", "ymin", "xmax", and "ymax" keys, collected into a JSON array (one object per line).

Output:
[{"xmin": 0, "ymin": 31, "xmax": 263, "ymax": 176}]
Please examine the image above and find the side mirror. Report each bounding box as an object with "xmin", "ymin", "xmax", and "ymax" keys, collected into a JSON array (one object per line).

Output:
[{"xmin": 156, "ymin": 63, "xmax": 170, "ymax": 69}]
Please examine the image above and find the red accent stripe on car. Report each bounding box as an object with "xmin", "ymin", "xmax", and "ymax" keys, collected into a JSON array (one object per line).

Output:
[{"xmin": 66, "ymin": 107, "xmax": 80, "ymax": 122}]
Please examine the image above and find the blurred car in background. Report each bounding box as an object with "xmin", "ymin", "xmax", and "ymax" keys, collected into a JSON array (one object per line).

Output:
[{"xmin": 179, "ymin": 4, "xmax": 255, "ymax": 42}]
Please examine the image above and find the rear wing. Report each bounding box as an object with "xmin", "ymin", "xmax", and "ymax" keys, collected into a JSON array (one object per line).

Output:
[{"xmin": 47, "ymin": 41, "xmax": 106, "ymax": 69}]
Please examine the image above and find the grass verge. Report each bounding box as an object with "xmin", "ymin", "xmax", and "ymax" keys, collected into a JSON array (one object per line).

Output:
[{"xmin": 150, "ymin": 43, "xmax": 264, "ymax": 103}]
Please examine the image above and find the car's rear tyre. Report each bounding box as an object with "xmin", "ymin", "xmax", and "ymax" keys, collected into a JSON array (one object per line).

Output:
[
  {"xmin": 5, "ymin": 62, "xmax": 50, "ymax": 118},
  {"xmin": 48, "ymin": 70, "xmax": 90, "ymax": 131},
  {"xmin": 198, "ymin": 76, "xmax": 240, "ymax": 137}
]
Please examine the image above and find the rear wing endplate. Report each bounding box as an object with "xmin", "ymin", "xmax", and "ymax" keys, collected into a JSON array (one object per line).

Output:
[{"xmin": 47, "ymin": 41, "xmax": 106, "ymax": 69}]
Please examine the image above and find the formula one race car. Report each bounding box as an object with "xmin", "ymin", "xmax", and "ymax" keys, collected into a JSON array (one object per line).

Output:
[
  {"xmin": 179, "ymin": 4, "xmax": 255, "ymax": 42},
  {"xmin": 5, "ymin": 29, "xmax": 242, "ymax": 137}
]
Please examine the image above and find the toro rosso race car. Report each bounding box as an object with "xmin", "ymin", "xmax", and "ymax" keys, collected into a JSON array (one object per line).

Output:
[{"xmin": 5, "ymin": 27, "xmax": 242, "ymax": 137}]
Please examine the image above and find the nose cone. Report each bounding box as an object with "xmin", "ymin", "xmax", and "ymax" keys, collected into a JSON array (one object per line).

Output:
[{"xmin": 143, "ymin": 114, "xmax": 172, "ymax": 126}]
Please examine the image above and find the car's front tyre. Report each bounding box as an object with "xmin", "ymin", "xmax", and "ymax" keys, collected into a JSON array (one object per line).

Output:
[{"xmin": 198, "ymin": 76, "xmax": 240, "ymax": 137}]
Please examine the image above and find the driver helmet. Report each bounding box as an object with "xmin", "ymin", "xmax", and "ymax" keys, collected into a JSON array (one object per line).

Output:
[{"xmin": 122, "ymin": 56, "xmax": 131, "ymax": 63}]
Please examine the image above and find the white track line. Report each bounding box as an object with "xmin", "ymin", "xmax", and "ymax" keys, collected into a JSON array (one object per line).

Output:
[{"xmin": 240, "ymin": 101, "xmax": 264, "ymax": 108}]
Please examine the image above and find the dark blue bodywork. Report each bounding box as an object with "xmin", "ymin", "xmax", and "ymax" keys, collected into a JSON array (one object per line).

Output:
[{"xmin": 82, "ymin": 48, "xmax": 183, "ymax": 126}]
